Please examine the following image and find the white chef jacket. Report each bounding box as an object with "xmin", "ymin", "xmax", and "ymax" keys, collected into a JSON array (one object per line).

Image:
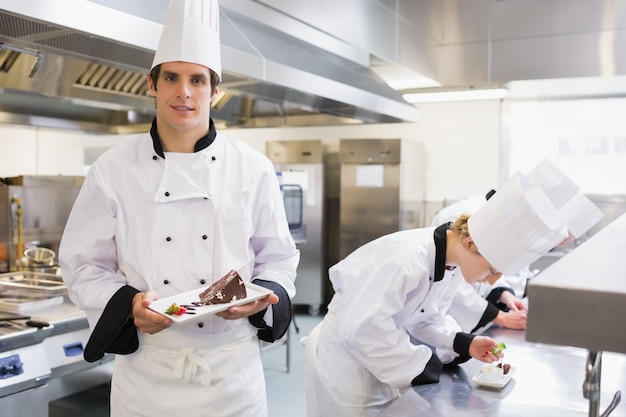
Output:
[
  {"xmin": 303, "ymin": 226, "xmax": 470, "ymax": 417},
  {"xmin": 59, "ymin": 126, "xmax": 299, "ymax": 416},
  {"xmin": 431, "ymin": 194, "xmax": 505, "ymax": 333}
]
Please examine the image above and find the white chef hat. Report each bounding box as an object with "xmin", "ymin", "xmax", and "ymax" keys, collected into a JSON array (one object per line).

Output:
[
  {"xmin": 468, "ymin": 172, "xmax": 568, "ymax": 274},
  {"xmin": 558, "ymin": 193, "xmax": 604, "ymax": 238},
  {"xmin": 527, "ymin": 159, "xmax": 579, "ymax": 209},
  {"xmin": 431, "ymin": 190, "xmax": 496, "ymax": 227},
  {"xmin": 526, "ymin": 159, "xmax": 604, "ymax": 238},
  {"xmin": 151, "ymin": 0, "xmax": 222, "ymax": 81},
  {"xmin": 431, "ymin": 196, "xmax": 486, "ymax": 227}
]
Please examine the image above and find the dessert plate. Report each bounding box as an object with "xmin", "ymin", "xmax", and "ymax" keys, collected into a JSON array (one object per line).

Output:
[
  {"xmin": 472, "ymin": 366, "xmax": 516, "ymax": 389},
  {"xmin": 148, "ymin": 282, "xmax": 273, "ymax": 324}
]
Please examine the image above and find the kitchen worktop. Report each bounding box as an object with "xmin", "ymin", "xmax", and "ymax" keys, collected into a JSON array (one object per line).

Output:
[
  {"xmin": 378, "ymin": 327, "xmax": 626, "ymax": 417},
  {"xmin": 527, "ymin": 213, "xmax": 626, "ymax": 354}
]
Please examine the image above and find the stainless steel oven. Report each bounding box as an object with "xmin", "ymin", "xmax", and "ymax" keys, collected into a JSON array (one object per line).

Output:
[
  {"xmin": 0, "ymin": 317, "xmax": 53, "ymax": 417},
  {"xmin": 0, "ymin": 271, "xmax": 115, "ymax": 403}
]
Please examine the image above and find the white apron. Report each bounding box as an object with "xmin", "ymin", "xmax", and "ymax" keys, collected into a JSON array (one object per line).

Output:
[{"xmin": 111, "ymin": 325, "xmax": 266, "ymax": 417}]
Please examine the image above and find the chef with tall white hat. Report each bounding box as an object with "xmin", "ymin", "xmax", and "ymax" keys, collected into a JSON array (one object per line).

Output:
[
  {"xmin": 303, "ymin": 172, "xmax": 568, "ymax": 417},
  {"xmin": 59, "ymin": 1, "xmax": 299, "ymax": 416},
  {"xmin": 438, "ymin": 159, "xmax": 604, "ymax": 333}
]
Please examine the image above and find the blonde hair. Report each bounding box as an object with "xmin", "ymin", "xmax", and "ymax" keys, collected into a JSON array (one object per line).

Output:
[{"xmin": 449, "ymin": 214, "xmax": 471, "ymax": 239}]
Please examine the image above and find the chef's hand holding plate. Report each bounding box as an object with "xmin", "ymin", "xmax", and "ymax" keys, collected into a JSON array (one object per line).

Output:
[
  {"xmin": 470, "ymin": 336, "xmax": 504, "ymax": 363},
  {"xmin": 217, "ymin": 293, "xmax": 279, "ymax": 320},
  {"xmin": 132, "ymin": 290, "xmax": 173, "ymax": 334}
]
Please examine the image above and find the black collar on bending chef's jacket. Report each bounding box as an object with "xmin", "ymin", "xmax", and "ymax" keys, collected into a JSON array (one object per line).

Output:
[
  {"xmin": 433, "ymin": 222, "xmax": 451, "ymax": 282},
  {"xmin": 149, "ymin": 117, "xmax": 218, "ymax": 159}
]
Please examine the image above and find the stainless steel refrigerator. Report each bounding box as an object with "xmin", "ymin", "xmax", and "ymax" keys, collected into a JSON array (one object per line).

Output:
[
  {"xmin": 338, "ymin": 138, "xmax": 425, "ymax": 259},
  {"xmin": 266, "ymin": 140, "xmax": 325, "ymax": 315}
]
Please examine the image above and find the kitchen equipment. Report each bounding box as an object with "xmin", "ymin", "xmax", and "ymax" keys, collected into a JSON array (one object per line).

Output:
[
  {"xmin": 28, "ymin": 303, "xmax": 114, "ymax": 401},
  {"xmin": 23, "ymin": 247, "xmax": 55, "ymax": 267},
  {"xmin": 0, "ymin": 176, "xmax": 84, "ymax": 273},
  {"xmin": 0, "ymin": 270, "xmax": 114, "ymax": 402},
  {"xmin": 23, "ymin": 246, "xmax": 61, "ymax": 276},
  {"xmin": 0, "ymin": 177, "xmax": 116, "ymax": 404},
  {"xmin": 378, "ymin": 327, "xmax": 626, "ymax": 417},
  {"xmin": 0, "ymin": 271, "xmax": 66, "ymax": 314},
  {"xmin": 338, "ymin": 138, "xmax": 425, "ymax": 259},
  {"xmin": 267, "ymin": 140, "xmax": 325, "ymax": 314},
  {"xmin": 0, "ymin": 313, "xmax": 54, "ymax": 417},
  {"xmin": 527, "ymin": 213, "xmax": 626, "ymax": 417}
]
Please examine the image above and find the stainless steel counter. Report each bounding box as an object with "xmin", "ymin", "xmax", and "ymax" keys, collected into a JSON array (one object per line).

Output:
[
  {"xmin": 30, "ymin": 302, "xmax": 114, "ymax": 401},
  {"xmin": 527, "ymin": 213, "xmax": 626, "ymax": 354},
  {"xmin": 379, "ymin": 327, "xmax": 626, "ymax": 417}
]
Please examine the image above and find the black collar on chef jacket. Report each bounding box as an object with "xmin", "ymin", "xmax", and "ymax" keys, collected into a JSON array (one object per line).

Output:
[
  {"xmin": 149, "ymin": 117, "xmax": 218, "ymax": 159},
  {"xmin": 433, "ymin": 222, "xmax": 452, "ymax": 282}
]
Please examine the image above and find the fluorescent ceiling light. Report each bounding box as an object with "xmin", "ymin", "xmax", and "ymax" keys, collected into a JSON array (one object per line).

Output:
[
  {"xmin": 369, "ymin": 59, "xmax": 440, "ymax": 90},
  {"xmin": 507, "ymin": 75, "xmax": 626, "ymax": 99},
  {"xmin": 404, "ymin": 88, "xmax": 508, "ymax": 103}
]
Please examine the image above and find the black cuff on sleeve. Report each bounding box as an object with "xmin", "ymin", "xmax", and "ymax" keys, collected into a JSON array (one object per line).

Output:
[
  {"xmin": 83, "ymin": 285, "xmax": 140, "ymax": 363},
  {"xmin": 451, "ymin": 332, "xmax": 476, "ymax": 365},
  {"xmin": 249, "ymin": 279, "xmax": 292, "ymax": 343},
  {"xmin": 485, "ymin": 287, "xmax": 514, "ymax": 310},
  {"xmin": 410, "ymin": 351, "xmax": 443, "ymax": 386},
  {"xmin": 471, "ymin": 302, "xmax": 500, "ymax": 333}
]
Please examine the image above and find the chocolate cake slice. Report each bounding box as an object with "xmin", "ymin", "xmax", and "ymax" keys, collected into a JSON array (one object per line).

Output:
[
  {"xmin": 198, "ymin": 270, "xmax": 247, "ymax": 305},
  {"xmin": 497, "ymin": 362, "xmax": 511, "ymax": 375}
]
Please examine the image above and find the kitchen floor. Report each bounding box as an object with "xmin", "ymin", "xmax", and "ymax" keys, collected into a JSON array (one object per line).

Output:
[{"xmin": 48, "ymin": 311, "xmax": 323, "ymax": 417}]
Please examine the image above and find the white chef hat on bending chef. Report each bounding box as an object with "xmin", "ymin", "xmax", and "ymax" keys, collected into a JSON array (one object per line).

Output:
[
  {"xmin": 527, "ymin": 159, "xmax": 604, "ymax": 239},
  {"xmin": 527, "ymin": 159, "xmax": 579, "ymax": 209},
  {"xmin": 556, "ymin": 192, "xmax": 604, "ymax": 239},
  {"xmin": 151, "ymin": 0, "xmax": 222, "ymax": 81},
  {"xmin": 468, "ymin": 172, "xmax": 568, "ymax": 275}
]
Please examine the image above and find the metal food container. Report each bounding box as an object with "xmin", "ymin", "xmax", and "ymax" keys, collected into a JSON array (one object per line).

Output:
[
  {"xmin": 24, "ymin": 247, "xmax": 56, "ymax": 267},
  {"xmin": 0, "ymin": 272, "xmax": 67, "ymax": 313}
]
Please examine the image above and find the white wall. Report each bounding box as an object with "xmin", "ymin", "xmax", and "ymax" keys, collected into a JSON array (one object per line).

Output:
[
  {"xmin": 224, "ymin": 99, "xmax": 503, "ymax": 202},
  {"xmin": 0, "ymin": 125, "xmax": 133, "ymax": 177},
  {"xmin": 414, "ymin": 99, "xmax": 502, "ymax": 201},
  {"xmin": 0, "ymin": 99, "xmax": 503, "ymax": 207}
]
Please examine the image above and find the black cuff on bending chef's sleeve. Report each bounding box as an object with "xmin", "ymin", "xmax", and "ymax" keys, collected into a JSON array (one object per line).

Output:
[
  {"xmin": 471, "ymin": 302, "xmax": 500, "ymax": 333},
  {"xmin": 248, "ymin": 279, "xmax": 292, "ymax": 343},
  {"xmin": 83, "ymin": 285, "xmax": 140, "ymax": 363},
  {"xmin": 411, "ymin": 351, "xmax": 443, "ymax": 386},
  {"xmin": 451, "ymin": 332, "xmax": 476, "ymax": 365},
  {"xmin": 486, "ymin": 287, "xmax": 515, "ymax": 311}
]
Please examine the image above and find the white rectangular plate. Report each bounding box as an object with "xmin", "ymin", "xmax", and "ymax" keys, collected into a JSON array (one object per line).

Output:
[
  {"xmin": 148, "ymin": 282, "xmax": 273, "ymax": 324},
  {"xmin": 472, "ymin": 366, "xmax": 516, "ymax": 389}
]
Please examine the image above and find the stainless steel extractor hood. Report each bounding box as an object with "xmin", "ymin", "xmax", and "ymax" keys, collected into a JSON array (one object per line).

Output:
[{"xmin": 0, "ymin": 0, "xmax": 420, "ymax": 133}]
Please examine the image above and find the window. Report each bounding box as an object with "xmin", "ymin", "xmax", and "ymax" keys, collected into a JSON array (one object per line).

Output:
[{"xmin": 506, "ymin": 97, "xmax": 626, "ymax": 195}]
